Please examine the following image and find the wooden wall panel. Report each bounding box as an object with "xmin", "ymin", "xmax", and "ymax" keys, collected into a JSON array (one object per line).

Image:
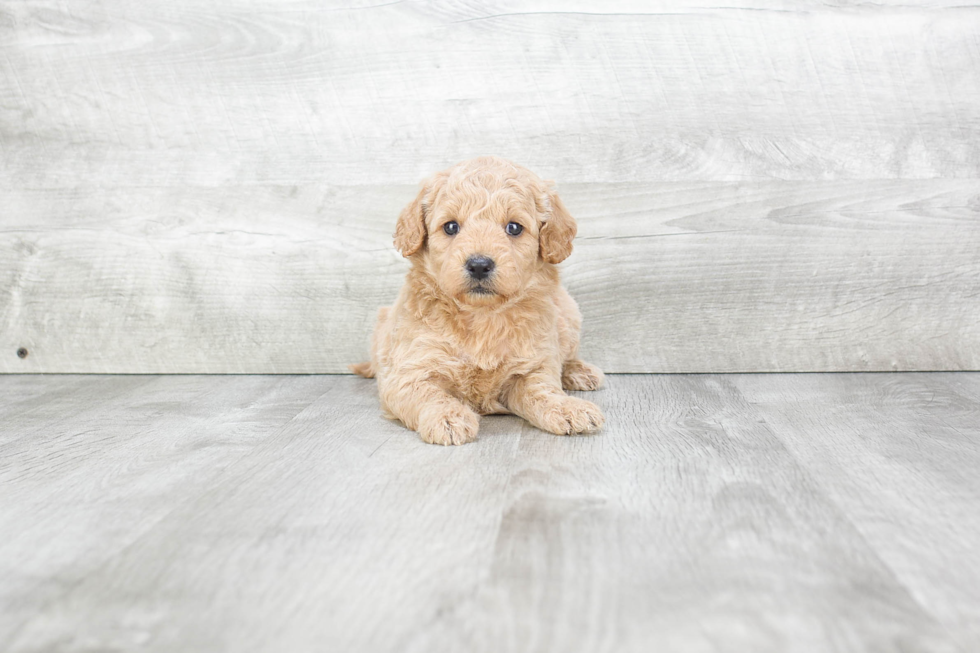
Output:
[
  {"xmin": 1, "ymin": 1, "xmax": 978, "ymax": 372},
  {"xmin": 2, "ymin": 180, "xmax": 977, "ymax": 373},
  {"xmin": 3, "ymin": 1, "xmax": 980, "ymax": 185}
]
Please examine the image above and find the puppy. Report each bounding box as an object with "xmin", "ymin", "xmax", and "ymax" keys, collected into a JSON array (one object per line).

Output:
[{"xmin": 351, "ymin": 157, "xmax": 604, "ymax": 445}]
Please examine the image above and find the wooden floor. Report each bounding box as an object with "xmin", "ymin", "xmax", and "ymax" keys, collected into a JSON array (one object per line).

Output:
[{"xmin": 2, "ymin": 373, "xmax": 978, "ymax": 653}]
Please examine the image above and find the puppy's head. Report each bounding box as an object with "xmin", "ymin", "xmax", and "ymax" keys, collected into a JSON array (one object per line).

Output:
[{"xmin": 394, "ymin": 157, "xmax": 577, "ymax": 305}]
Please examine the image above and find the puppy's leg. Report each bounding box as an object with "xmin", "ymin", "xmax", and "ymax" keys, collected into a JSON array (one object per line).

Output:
[
  {"xmin": 561, "ymin": 359, "xmax": 604, "ymax": 391},
  {"xmin": 505, "ymin": 371, "xmax": 603, "ymax": 436},
  {"xmin": 553, "ymin": 287, "xmax": 604, "ymax": 391},
  {"xmin": 382, "ymin": 375, "xmax": 479, "ymax": 446}
]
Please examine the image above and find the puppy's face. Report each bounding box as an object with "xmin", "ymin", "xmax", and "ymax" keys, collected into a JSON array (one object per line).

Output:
[
  {"xmin": 394, "ymin": 157, "xmax": 577, "ymax": 305},
  {"xmin": 422, "ymin": 172, "xmax": 543, "ymax": 305}
]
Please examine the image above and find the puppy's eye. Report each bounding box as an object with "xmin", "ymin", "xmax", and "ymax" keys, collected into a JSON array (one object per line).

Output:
[
  {"xmin": 443, "ymin": 221, "xmax": 459, "ymax": 236},
  {"xmin": 505, "ymin": 222, "xmax": 524, "ymax": 236}
]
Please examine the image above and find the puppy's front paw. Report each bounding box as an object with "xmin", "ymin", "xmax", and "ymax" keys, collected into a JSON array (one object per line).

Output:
[
  {"xmin": 539, "ymin": 396, "xmax": 604, "ymax": 435},
  {"xmin": 562, "ymin": 359, "xmax": 605, "ymax": 391},
  {"xmin": 418, "ymin": 402, "xmax": 480, "ymax": 446}
]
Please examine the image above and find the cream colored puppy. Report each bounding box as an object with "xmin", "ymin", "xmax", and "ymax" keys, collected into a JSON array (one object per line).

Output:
[{"xmin": 351, "ymin": 157, "xmax": 604, "ymax": 445}]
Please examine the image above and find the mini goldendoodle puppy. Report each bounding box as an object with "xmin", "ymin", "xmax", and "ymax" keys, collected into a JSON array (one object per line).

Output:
[{"xmin": 351, "ymin": 156, "xmax": 604, "ymax": 445}]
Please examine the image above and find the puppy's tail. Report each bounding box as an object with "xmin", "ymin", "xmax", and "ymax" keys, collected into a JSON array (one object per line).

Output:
[
  {"xmin": 349, "ymin": 362, "xmax": 375, "ymax": 378},
  {"xmin": 351, "ymin": 305, "xmax": 388, "ymax": 379}
]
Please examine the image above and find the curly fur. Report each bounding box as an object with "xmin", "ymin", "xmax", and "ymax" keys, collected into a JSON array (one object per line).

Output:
[{"xmin": 351, "ymin": 157, "xmax": 604, "ymax": 445}]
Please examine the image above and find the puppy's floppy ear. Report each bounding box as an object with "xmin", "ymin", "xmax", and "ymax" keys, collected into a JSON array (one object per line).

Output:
[
  {"xmin": 393, "ymin": 183, "xmax": 429, "ymax": 257},
  {"xmin": 537, "ymin": 183, "xmax": 578, "ymax": 264}
]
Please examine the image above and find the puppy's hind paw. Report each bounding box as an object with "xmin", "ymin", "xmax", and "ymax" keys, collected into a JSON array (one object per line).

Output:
[
  {"xmin": 418, "ymin": 403, "xmax": 480, "ymax": 446},
  {"xmin": 539, "ymin": 396, "xmax": 604, "ymax": 436},
  {"xmin": 561, "ymin": 359, "xmax": 604, "ymax": 391}
]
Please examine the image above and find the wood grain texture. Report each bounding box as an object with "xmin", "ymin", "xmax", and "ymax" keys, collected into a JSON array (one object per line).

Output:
[
  {"xmin": 2, "ymin": 1, "xmax": 979, "ymax": 185},
  {"xmin": 3, "ymin": 372, "xmax": 979, "ymax": 651},
  {"xmin": 1, "ymin": 1, "xmax": 979, "ymax": 373},
  {"xmin": 404, "ymin": 375, "xmax": 961, "ymax": 653},
  {"xmin": 1, "ymin": 375, "xmax": 527, "ymax": 652},
  {"xmin": 0, "ymin": 374, "xmax": 332, "ymax": 645},
  {"xmin": 2, "ymin": 180, "xmax": 978, "ymax": 373},
  {"xmin": 735, "ymin": 372, "xmax": 980, "ymax": 651}
]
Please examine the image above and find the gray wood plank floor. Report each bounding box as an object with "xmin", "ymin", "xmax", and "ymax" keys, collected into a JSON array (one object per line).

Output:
[{"xmin": 1, "ymin": 373, "xmax": 978, "ymax": 653}]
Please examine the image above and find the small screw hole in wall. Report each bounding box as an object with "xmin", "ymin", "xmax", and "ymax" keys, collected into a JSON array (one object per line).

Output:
[{"xmin": 17, "ymin": 348, "xmax": 28, "ymax": 359}]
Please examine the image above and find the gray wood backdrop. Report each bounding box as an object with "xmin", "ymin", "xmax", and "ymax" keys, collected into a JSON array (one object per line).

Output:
[{"xmin": 2, "ymin": 0, "xmax": 978, "ymax": 373}]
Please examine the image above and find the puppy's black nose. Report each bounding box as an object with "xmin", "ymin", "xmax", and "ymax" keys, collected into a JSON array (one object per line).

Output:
[{"xmin": 465, "ymin": 255, "xmax": 495, "ymax": 281}]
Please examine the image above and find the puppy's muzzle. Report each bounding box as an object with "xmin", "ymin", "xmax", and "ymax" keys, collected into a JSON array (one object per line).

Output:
[{"xmin": 465, "ymin": 255, "xmax": 495, "ymax": 281}]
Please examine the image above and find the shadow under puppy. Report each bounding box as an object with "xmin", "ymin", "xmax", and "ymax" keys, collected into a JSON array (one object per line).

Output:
[{"xmin": 351, "ymin": 157, "xmax": 604, "ymax": 445}]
